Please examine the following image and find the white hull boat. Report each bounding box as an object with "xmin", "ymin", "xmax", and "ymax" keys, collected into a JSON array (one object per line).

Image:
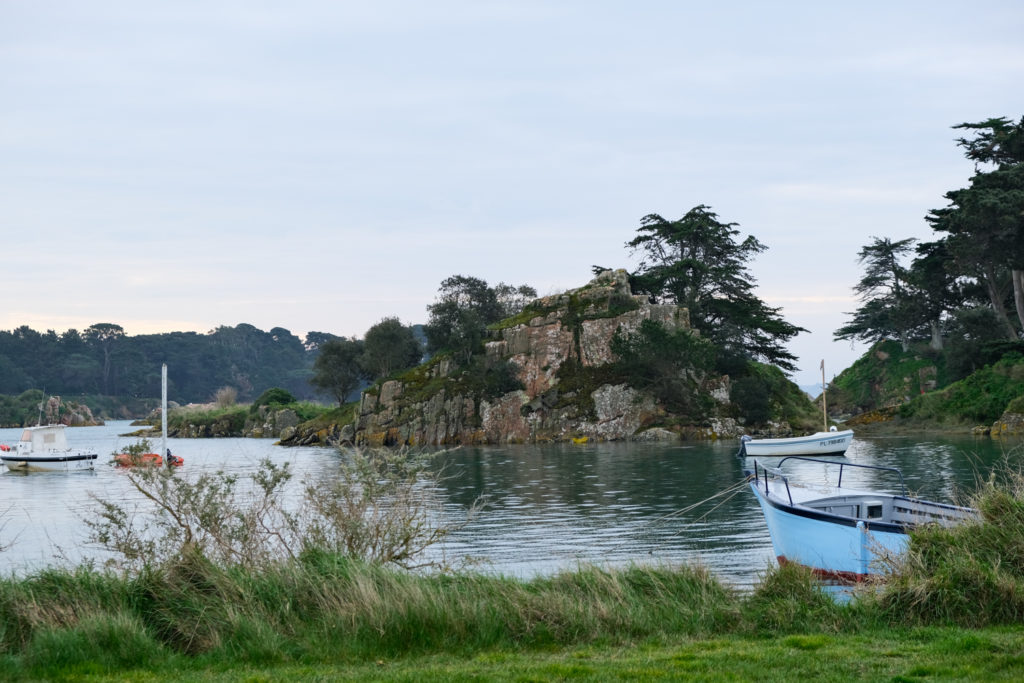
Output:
[
  {"xmin": 0, "ymin": 424, "xmax": 98, "ymax": 472},
  {"xmin": 745, "ymin": 456, "xmax": 976, "ymax": 581},
  {"xmin": 737, "ymin": 429, "xmax": 854, "ymax": 457}
]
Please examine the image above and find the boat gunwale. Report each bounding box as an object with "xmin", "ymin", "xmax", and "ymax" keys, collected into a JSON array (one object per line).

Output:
[{"xmin": 745, "ymin": 456, "xmax": 977, "ymax": 534}]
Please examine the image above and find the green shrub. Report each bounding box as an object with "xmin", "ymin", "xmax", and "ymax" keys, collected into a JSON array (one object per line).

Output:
[
  {"xmin": 899, "ymin": 354, "xmax": 1024, "ymax": 423},
  {"xmin": 251, "ymin": 387, "xmax": 298, "ymax": 412}
]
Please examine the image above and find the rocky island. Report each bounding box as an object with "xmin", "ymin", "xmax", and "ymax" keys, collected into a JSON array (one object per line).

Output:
[{"xmin": 281, "ymin": 269, "xmax": 818, "ymax": 447}]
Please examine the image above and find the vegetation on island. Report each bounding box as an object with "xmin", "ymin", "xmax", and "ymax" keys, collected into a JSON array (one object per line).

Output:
[
  {"xmin": 831, "ymin": 116, "xmax": 1024, "ymax": 426},
  {"xmin": 340, "ymin": 209, "xmax": 820, "ymax": 440}
]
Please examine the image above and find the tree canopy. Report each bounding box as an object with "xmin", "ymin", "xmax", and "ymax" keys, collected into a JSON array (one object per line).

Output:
[
  {"xmin": 626, "ymin": 206, "xmax": 806, "ymax": 372},
  {"xmin": 927, "ymin": 117, "xmax": 1024, "ymax": 340},
  {"xmin": 837, "ymin": 116, "xmax": 1024, "ymax": 369},
  {"xmin": 424, "ymin": 275, "xmax": 535, "ymax": 364},
  {"xmin": 834, "ymin": 237, "xmax": 920, "ymax": 350},
  {"xmin": 0, "ymin": 323, "xmax": 322, "ymax": 404},
  {"xmin": 309, "ymin": 337, "xmax": 368, "ymax": 407},
  {"xmin": 361, "ymin": 317, "xmax": 423, "ymax": 379}
]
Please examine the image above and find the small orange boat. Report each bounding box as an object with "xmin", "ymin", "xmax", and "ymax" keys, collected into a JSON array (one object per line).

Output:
[{"xmin": 113, "ymin": 452, "xmax": 183, "ymax": 467}]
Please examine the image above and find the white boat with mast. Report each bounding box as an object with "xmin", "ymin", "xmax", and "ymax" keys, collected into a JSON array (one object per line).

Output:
[{"xmin": 737, "ymin": 360, "xmax": 853, "ymax": 457}]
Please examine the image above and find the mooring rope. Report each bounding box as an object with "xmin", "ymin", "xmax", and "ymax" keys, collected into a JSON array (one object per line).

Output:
[{"xmin": 597, "ymin": 476, "xmax": 751, "ymax": 555}]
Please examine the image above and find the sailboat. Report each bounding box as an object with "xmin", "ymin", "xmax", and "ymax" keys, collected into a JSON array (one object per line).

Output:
[{"xmin": 737, "ymin": 360, "xmax": 853, "ymax": 457}]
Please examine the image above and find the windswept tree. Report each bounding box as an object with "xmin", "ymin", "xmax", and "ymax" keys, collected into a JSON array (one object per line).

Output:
[
  {"xmin": 361, "ymin": 317, "xmax": 423, "ymax": 379},
  {"xmin": 835, "ymin": 237, "xmax": 920, "ymax": 350},
  {"xmin": 626, "ymin": 206, "xmax": 805, "ymax": 372},
  {"xmin": 309, "ymin": 337, "xmax": 367, "ymax": 407},
  {"xmin": 927, "ymin": 117, "xmax": 1024, "ymax": 340}
]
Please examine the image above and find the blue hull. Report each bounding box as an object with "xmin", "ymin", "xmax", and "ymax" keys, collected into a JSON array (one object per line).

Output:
[{"xmin": 749, "ymin": 481, "xmax": 907, "ymax": 581}]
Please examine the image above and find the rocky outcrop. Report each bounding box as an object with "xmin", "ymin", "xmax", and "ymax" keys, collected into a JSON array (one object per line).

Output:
[
  {"xmin": 354, "ymin": 269, "xmax": 738, "ymax": 445},
  {"xmin": 991, "ymin": 411, "xmax": 1024, "ymax": 437},
  {"xmin": 46, "ymin": 396, "xmax": 103, "ymax": 427},
  {"xmin": 156, "ymin": 406, "xmax": 303, "ymax": 439}
]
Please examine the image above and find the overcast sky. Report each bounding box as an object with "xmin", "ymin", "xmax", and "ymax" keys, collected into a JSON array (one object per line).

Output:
[{"xmin": 2, "ymin": 1, "xmax": 1023, "ymax": 388}]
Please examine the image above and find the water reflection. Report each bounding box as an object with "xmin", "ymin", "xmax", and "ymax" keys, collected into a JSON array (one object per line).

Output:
[
  {"xmin": 429, "ymin": 441, "xmax": 773, "ymax": 586},
  {"xmin": 0, "ymin": 422, "xmax": 1019, "ymax": 588}
]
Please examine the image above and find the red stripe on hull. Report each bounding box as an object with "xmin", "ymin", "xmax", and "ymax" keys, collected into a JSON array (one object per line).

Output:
[{"xmin": 776, "ymin": 555, "xmax": 871, "ymax": 584}]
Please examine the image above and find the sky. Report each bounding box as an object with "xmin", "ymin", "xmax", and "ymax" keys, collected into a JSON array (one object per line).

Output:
[{"xmin": 2, "ymin": 1, "xmax": 1023, "ymax": 389}]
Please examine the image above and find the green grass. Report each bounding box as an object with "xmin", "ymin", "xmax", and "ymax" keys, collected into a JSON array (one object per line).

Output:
[
  {"xmin": 5, "ymin": 627, "xmax": 1023, "ymax": 681},
  {"xmin": 0, "ymin": 555, "xmax": 1018, "ymax": 680}
]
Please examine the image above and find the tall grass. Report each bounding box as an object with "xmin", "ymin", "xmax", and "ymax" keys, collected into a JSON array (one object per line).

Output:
[
  {"xmin": 0, "ymin": 556, "xmax": 751, "ymax": 667},
  {"xmin": 870, "ymin": 459, "xmax": 1024, "ymax": 626}
]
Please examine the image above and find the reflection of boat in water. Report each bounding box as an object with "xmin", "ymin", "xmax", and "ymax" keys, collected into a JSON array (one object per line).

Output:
[
  {"xmin": 737, "ymin": 428, "xmax": 854, "ymax": 457},
  {"xmin": 745, "ymin": 456, "xmax": 977, "ymax": 582},
  {"xmin": 0, "ymin": 424, "xmax": 98, "ymax": 472}
]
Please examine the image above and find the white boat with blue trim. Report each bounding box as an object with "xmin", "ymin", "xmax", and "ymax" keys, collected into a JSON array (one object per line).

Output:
[
  {"xmin": 737, "ymin": 428, "xmax": 854, "ymax": 457},
  {"xmin": 745, "ymin": 456, "xmax": 976, "ymax": 582},
  {"xmin": 0, "ymin": 424, "xmax": 98, "ymax": 472}
]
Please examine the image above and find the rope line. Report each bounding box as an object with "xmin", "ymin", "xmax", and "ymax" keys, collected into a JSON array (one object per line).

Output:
[{"xmin": 597, "ymin": 477, "xmax": 751, "ymax": 556}]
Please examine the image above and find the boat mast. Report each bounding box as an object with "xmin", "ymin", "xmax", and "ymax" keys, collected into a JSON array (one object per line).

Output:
[
  {"xmin": 161, "ymin": 363, "xmax": 168, "ymax": 461},
  {"xmin": 820, "ymin": 359, "xmax": 828, "ymax": 431}
]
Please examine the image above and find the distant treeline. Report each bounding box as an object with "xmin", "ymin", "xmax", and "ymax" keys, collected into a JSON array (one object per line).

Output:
[{"xmin": 0, "ymin": 322, "xmax": 343, "ymax": 404}]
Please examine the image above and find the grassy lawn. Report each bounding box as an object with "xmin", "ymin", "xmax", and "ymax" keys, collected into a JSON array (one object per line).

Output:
[{"xmin": 30, "ymin": 627, "xmax": 1024, "ymax": 682}]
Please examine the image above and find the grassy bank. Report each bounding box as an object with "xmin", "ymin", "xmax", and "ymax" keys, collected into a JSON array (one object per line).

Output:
[{"xmin": 0, "ymin": 559, "xmax": 1021, "ymax": 681}]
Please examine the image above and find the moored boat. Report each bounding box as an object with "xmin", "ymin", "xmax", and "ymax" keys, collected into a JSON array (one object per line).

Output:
[
  {"xmin": 113, "ymin": 451, "xmax": 183, "ymax": 467},
  {"xmin": 737, "ymin": 428, "xmax": 854, "ymax": 457},
  {"xmin": 745, "ymin": 456, "xmax": 977, "ymax": 581},
  {"xmin": 0, "ymin": 424, "xmax": 99, "ymax": 472}
]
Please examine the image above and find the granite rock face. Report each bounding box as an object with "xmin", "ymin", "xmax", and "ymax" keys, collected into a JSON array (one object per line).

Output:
[
  {"xmin": 991, "ymin": 411, "xmax": 1024, "ymax": 437},
  {"xmin": 353, "ymin": 269, "xmax": 739, "ymax": 445}
]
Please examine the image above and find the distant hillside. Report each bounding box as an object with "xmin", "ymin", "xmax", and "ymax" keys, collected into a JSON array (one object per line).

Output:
[{"xmin": 0, "ymin": 323, "xmax": 336, "ymax": 413}]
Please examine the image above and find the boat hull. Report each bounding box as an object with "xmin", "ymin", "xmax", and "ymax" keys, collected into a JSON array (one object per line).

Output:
[
  {"xmin": 2, "ymin": 453, "xmax": 98, "ymax": 472},
  {"xmin": 749, "ymin": 481, "xmax": 906, "ymax": 581},
  {"xmin": 741, "ymin": 430, "xmax": 853, "ymax": 457}
]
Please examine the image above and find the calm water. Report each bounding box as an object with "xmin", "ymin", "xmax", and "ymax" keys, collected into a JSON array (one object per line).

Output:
[{"xmin": 0, "ymin": 421, "xmax": 1019, "ymax": 587}]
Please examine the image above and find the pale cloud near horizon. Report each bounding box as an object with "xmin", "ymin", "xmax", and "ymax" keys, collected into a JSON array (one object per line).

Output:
[{"xmin": 2, "ymin": 1, "xmax": 1023, "ymax": 387}]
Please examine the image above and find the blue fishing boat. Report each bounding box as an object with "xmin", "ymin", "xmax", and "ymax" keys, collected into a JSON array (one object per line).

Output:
[{"xmin": 745, "ymin": 456, "xmax": 976, "ymax": 581}]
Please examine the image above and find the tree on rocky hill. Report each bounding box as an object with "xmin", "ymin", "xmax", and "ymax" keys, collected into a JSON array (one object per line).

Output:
[
  {"xmin": 424, "ymin": 275, "xmax": 535, "ymax": 365},
  {"xmin": 362, "ymin": 317, "xmax": 423, "ymax": 379},
  {"xmin": 309, "ymin": 337, "xmax": 367, "ymax": 407},
  {"xmin": 626, "ymin": 205, "xmax": 806, "ymax": 372}
]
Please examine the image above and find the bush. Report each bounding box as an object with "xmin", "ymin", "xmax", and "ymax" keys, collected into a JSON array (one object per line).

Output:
[
  {"xmin": 250, "ymin": 387, "xmax": 298, "ymax": 413},
  {"xmin": 610, "ymin": 320, "xmax": 716, "ymax": 417},
  {"xmin": 213, "ymin": 386, "xmax": 238, "ymax": 408},
  {"xmin": 85, "ymin": 448, "xmax": 477, "ymax": 574}
]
